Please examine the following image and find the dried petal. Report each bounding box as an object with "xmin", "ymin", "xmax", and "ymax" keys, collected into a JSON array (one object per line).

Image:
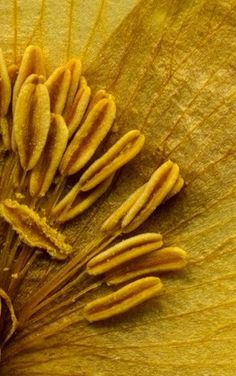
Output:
[
  {"xmin": 13, "ymin": 45, "xmax": 46, "ymax": 112},
  {"xmin": 79, "ymin": 130, "xmax": 145, "ymax": 192},
  {"xmin": 13, "ymin": 82, "xmax": 51, "ymax": 170},
  {"xmin": 0, "ymin": 48, "xmax": 11, "ymax": 117},
  {"xmin": 84, "ymin": 276, "xmax": 162, "ymax": 322},
  {"xmin": 87, "ymin": 233, "xmax": 163, "ymax": 276},
  {"xmin": 63, "ymin": 76, "xmax": 91, "ymax": 138},
  {"xmin": 29, "ymin": 114, "xmax": 68, "ymax": 197},
  {"xmin": 59, "ymin": 96, "xmax": 116, "ymax": 176},
  {"xmin": 107, "ymin": 247, "xmax": 188, "ymax": 285},
  {"xmin": 54, "ymin": 175, "xmax": 114, "ymax": 223},
  {"xmin": 0, "ymin": 199, "xmax": 73, "ymax": 260}
]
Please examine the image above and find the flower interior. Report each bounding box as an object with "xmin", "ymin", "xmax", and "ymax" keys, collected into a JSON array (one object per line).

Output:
[{"xmin": 0, "ymin": 45, "xmax": 187, "ymax": 357}]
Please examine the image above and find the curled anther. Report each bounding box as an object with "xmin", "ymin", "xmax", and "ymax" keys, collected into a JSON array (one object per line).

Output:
[
  {"xmin": 0, "ymin": 199, "xmax": 73, "ymax": 260},
  {"xmin": 0, "ymin": 288, "xmax": 18, "ymax": 345}
]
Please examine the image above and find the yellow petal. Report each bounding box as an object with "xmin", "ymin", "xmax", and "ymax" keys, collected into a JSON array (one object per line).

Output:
[{"xmin": 0, "ymin": 1, "xmax": 235, "ymax": 375}]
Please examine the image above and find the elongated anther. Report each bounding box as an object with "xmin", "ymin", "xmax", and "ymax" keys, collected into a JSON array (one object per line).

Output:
[
  {"xmin": 122, "ymin": 160, "xmax": 179, "ymax": 231},
  {"xmin": 45, "ymin": 66, "xmax": 71, "ymax": 114},
  {"xmin": 23, "ymin": 73, "xmax": 45, "ymax": 85},
  {"xmin": 165, "ymin": 176, "xmax": 184, "ymax": 201},
  {"xmin": 13, "ymin": 82, "xmax": 51, "ymax": 170},
  {"xmin": 101, "ymin": 185, "xmax": 145, "ymax": 234},
  {"xmin": 84, "ymin": 276, "xmax": 162, "ymax": 322},
  {"xmin": 56, "ymin": 175, "xmax": 114, "ymax": 223},
  {"xmin": 86, "ymin": 89, "xmax": 110, "ymax": 113},
  {"xmin": 106, "ymin": 247, "xmax": 188, "ymax": 285},
  {"xmin": 101, "ymin": 160, "xmax": 184, "ymax": 234},
  {"xmin": 29, "ymin": 114, "xmax": 68, "ymax": 197},
  {"xmin": 0, "ymin": 48, "xmax": 11, "ymax": 117},
  {"xmin": 0, "ymin": 117, "xmax": 11, "ymax": 150},
  {"xmin": 13, "ymin": 45, "xmax": 46, "ymax": 112},
  {"xmin": 79, "ymin": 130, "xmax": 145, "ymax": 192},
  {"xmin": 53, "ymin": 129, "xmax": 144, "ymax": 219},
  {"xmin": 59, "ymin": 96, "xmax": 116, "ymax": 176},
  {"xmin": 63, "ymin": 76, "xmax": 91, "ymax": 138},
  {"xmin": 8, "ymin": 64, "xmax": 18, "ymax": 88},
  {"xmin": 63, "ymin": 58, "xmax": 82, "ymax": 115},
  {"xmin": 87, "ymin": 233, "xmax": 163, "ymax": 276}
]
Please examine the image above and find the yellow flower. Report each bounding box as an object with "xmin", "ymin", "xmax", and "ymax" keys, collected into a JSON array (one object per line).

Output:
[{"xmin": 0, "ymin": 0, "xmax": 236, "ymax": 375}]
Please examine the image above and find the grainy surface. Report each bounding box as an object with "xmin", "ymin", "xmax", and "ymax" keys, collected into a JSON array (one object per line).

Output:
[{"xmin": 0, "ymin": 0, "xmax": 236, "ymax": 375}]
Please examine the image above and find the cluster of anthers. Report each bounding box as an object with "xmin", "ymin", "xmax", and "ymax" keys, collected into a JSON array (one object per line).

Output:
[{"xmin": 0, "ymin": 46, "xmax": 187, "ymax": 349}]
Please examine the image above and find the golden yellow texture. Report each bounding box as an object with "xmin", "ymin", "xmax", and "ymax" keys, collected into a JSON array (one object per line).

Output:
[
  {"xmin": 0, "ymin": 199, "xmax": 73, "ymax": 259},
  {"xmin": 0, "ymin": 0, "xmax": 236, "ymax": 375}
]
